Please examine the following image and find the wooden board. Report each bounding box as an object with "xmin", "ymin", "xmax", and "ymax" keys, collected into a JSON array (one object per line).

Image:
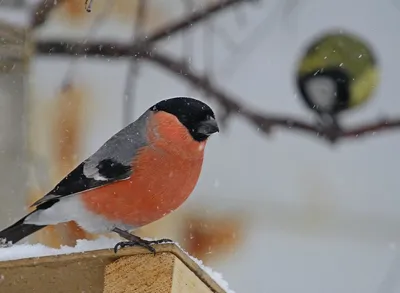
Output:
[{"xmin": 0, "ymin": 243, "xmax": 227, "ymax": 293}]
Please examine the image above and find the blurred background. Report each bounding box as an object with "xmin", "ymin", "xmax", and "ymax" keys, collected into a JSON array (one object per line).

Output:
[{"xmin": 1, "ymin": 0, "xmax": 400, "ymax": 292}]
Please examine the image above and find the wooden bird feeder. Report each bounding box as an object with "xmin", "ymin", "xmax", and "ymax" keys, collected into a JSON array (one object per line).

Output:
[{"xmin": 0, "ymin": 243, "xmax": 229, "ymax": 293}]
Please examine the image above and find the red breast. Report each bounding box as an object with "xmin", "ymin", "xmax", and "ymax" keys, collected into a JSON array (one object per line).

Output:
[{"xmin": 80, "ymin": 111, "xmax": 206, "ymax": 227}]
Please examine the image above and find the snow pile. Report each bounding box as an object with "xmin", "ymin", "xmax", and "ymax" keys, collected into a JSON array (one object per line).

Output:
[
  {"xmin": 174, "ymin": 242, "xmax": 236, "ymax": 293},
  {"xmin": 0, "ymin": 237, "xmax": 235, "ymax": 293},
  {"xmin": 0, "ymin": 236, "xmax": 120, "ymax": 262}
]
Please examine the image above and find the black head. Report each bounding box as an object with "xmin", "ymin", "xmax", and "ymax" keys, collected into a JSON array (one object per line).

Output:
[
  {"xmin": 297, "ymin": 67, "xmax": 351, "ymax": 115},
  {"xmin": 150, "ymin": 97, "xmax": 219, "ymax": 142}
]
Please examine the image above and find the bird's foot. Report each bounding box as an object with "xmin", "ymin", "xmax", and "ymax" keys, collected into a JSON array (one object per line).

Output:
[
  {"xmin": 113, "ymin": 237, "xmax": 173, "ymax": 254},
  {"xmin": 112, "ymin": 227, "xmax": 173, "ymax": 254}
]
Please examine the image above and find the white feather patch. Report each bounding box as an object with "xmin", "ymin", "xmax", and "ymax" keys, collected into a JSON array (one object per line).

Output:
[
  {"xmin": 24, "ymin": 196, "xmax": 134, "ymax": 234},
  {"xmin": 92, "ymin": 173, "xmax": 109, "ymax": 181},
  {"xmin": 304, "ymin": 76, "xmax": 337, "ymax": 111}
]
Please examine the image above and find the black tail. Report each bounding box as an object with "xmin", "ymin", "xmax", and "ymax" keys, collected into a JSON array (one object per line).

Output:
[{"xmin": 0, "ymin": 213, "xmax": 46, "ymax": 245}]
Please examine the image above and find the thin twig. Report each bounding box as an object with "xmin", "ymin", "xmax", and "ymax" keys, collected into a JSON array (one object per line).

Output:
[
  {"xmin": 32, "ymin": 0, "xmax": 400, "ymax": 143},
  {"xmin": 145, "ymin": 0, "xmax": 256, "ymax": 44},
  {"xmin": 33, "ymin": 0, "xmax": 252, "ymax": 58},
  {"xmin": 35, "ymin": 0, "xmax": 254, "ymax": 56},
  {"xmin": 85, "ymin": 0, "xmax": 94, "ymax": 12},
  {"xmin": 208, "ymin": 23, "xmax": 238, "ymax": 51},
  {"xmin": 143, "ymin": 50, "xmax": 400, "ymax": 143},
  {"xmin": 31, "ymin": 0, "xmax": 251, "ymax": 31},
  {"xmin": 204, "ymin": 15, "xmax": 215, "ymax": 76},
  {"xmin": 122, "ymin": 0, "xmax": 147, "ymax": 127},
  {"xmin": 60, "ymin": 0, "xmax": 114, "ymax": 89},
  {"xmin": 34, "ymin": 38, "xmax": 400, "ymax": 142},
  {"xmin": 233, "ymin": 0, "xmax": 248, "ymax": 26},
  {"xmin": 217, "ymin": 1, "xmax": 282, "ymax": 78},
  {"xmin": 181, "ymin": 0, "xmax": 195, "ymax": 95}
]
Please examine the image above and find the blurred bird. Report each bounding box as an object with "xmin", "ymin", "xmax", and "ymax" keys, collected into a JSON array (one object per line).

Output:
[
  {"xmin": 296, "ymin": 30, "xmax": 379, "ymax": 130},
  {"xmin": 0, "ymin": 97, "xmax": 219, "ymax": 254}
]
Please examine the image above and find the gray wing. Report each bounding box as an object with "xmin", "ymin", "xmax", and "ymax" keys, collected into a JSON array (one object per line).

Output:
[{"xmin": 31, "ymin": 111, "xmax": 151, "ymax": 208}]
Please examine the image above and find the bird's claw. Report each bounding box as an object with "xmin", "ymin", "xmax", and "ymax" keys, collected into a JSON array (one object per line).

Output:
[
  {"xmin": 113, "ymin": 240, "xmax": 156, "ymax": 254},
  {"xmin": 113, "ymin": 238, "xmax": 173, "ymax": 255}
]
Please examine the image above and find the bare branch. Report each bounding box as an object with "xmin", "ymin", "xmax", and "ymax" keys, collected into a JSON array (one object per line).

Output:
[
  {"xmin": 33, "ymin": 36, "xmax": 400, "ymax": 143},
  {"xmin": 31, "ymin": 0, "xmax": 250, "ymax": 30},
  {"xmin": 143, "ymin": 50, "xmax": 400, "ymax": 143},
  {"xmin": 122, "ymin": 0, "xmax": 147, "ymax": 127},
  {"xmin": 145, "ymin": 0, "xmax": 256, "ymax": 44},
  {"xmin": 59, "ymin": 1, "xmax": 115, "ymax": 89},
  {"xmin": 181, "ymin": 0, "xmax": 196, "ymax": 95},
  {"xmin": 217, "ymin": 4, "xmax": 281, "ymax": 78},
  {"xmin": 31, "ymin": 0, "xmax": 399, "ymax": 143},
  {"xmin": 34, "ymin": 0, "xmax": 255, "ymax": 56},
  {"xmin": 339, "ymin": 119, "xmax": 400, "ymax": 139}
]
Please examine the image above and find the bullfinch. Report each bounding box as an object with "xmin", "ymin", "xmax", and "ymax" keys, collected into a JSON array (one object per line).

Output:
[{"xmin": 0, "ymin": 97, "xmax": 219, "ymax": 254}]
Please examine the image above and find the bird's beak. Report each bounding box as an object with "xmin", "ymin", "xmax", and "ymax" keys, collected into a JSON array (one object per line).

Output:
[{"xmin": 197, "ymin": 119, "xmax": 219, "ymax": 135}]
